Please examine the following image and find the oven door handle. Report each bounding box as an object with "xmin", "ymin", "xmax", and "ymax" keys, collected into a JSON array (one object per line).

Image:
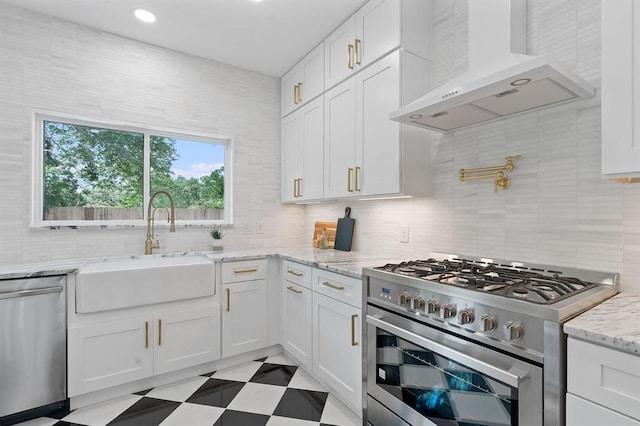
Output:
[{"xmin": 367, "ymin": 315, "xmax": 523, "ymax": 388}]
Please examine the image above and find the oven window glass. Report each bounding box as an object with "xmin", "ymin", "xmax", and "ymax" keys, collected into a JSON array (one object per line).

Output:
[{"xmin": 376, "ymin": 330, "xmax": 517, "ymax": 426}]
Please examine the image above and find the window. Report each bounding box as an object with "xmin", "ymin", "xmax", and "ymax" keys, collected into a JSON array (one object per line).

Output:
[{"xmin": 33, "ymin": 114, "xmax": 232, "ymax": 227}]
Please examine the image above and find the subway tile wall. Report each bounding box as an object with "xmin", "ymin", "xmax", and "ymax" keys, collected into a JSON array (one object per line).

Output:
[
  {"xmin": 304, "ymin": 0, "xmax": 640, "ymax": 293},
  {"xmin": 0, "ymin": 3, "xmax": 305, "ymax": 264}
]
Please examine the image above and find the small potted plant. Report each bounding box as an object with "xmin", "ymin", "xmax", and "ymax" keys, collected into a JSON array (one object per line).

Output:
[{"xmin": 210, "ymin": 226, "xmax": 224, "ymax": 251}]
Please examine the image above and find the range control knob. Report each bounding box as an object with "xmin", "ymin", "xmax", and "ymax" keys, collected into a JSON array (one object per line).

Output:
[
  {"xmin": 441, "ymin": 304, "xmax": 457, "ymax": 319},
  {"xmin": 504, "ymin": 321, "xmax": 524, "ymax": 341},
  {"xmin": 479, "ymin": 314, "xmax": 498, "ymax": 332},
  {"xmin": 411, "ymin": 296, "xmax": 425, "ymax": 310},
  {"xmin": 426, "ymin": 299, "xmax": 440, "ymax": 314},
  {"xmin": 399, "ymin": 292, "xmax": 410, "ymax": 305},
  {"xmin": 457, "ymin": 309, "xmax": 475, "ymax": 325}
]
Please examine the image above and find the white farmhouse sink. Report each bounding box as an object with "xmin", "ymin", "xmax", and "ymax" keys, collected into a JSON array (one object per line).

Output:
[{"xmin": 76, "ymin": 255, "xmax": 215, "ymax": 313}]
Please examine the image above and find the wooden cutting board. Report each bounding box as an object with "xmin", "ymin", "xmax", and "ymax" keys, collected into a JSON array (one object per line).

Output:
[
  {"xmin": 312, "ymin": 221, "xmax": 336, "ymax": 248},
  {"xmin": 334, "ymin": 207, "xmax": 355, "ymax": 251}
]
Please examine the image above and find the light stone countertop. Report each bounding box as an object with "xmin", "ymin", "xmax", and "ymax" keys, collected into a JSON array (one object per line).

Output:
[
  {"xmin": 0, "ymin": 247, "xmax": 400, "ymax": 281},
  {"xmin": 564, "ymin": 293, "xmax": 640, "ymax": 356}
]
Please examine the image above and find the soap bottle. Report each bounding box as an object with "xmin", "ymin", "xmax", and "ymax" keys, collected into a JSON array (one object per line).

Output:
[{"xmin": 318, "ymin": 228, "xmax": 328, "ymax": 249}]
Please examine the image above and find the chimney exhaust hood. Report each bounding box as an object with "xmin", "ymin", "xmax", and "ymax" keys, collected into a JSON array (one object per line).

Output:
[{"xmin": 390, "ymin": 0, "xmax": 595, "ymax": 133}]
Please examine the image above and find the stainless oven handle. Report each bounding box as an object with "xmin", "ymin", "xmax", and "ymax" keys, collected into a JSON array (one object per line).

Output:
[{"xmin": 367, "ymin": 315, "xmax": 523, "ymax": 388}]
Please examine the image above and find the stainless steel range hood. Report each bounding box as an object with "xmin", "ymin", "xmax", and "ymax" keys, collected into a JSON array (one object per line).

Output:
[{"xmin": 390, "ymin": 0, "xmax": 595, "ymax": 133}]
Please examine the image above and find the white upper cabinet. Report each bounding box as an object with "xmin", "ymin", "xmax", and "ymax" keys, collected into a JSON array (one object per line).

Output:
[
  {"xmin": 281, "ymin": 96, "xmax": 324, "ymax": 202},
  {"xmin": 282, "ymin": 0, "xmax": 432, "ymax": 203},
  {"xmin": 601, "ymin": 1, "xmax": 640, "ymax": 181},
  {"xmin": 324, "ymin": 50, "xmax": 431, "ymax": 199},
  {"xmin": 325, "ymin": 15, "xmax": 358, "ymax": 90},
  {"xmin": 324, "ymin": 0, "xmax": 430, "ymax": 90},
  {"xmin": 281, "ymin": 43, "xmax": 324, "ymax": 117}
]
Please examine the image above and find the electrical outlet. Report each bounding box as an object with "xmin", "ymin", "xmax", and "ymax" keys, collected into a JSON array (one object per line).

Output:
[
  {"xmin": 256, "ymin": 222, "xmax": 264, "ymax": 234},
  {"xmin": 400, "ymin": 225, "xmax": 409, "ymax": 243},
  {"xmin": 242, "ymin": 223, "xmax": 255, "ymax": 235}
]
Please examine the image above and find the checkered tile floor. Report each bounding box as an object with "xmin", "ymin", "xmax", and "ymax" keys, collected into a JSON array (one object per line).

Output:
[{"xmin": 16, "ymin": 353, "xmax": 361, "ymax": 426}]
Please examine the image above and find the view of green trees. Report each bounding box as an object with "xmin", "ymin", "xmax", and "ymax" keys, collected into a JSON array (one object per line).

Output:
[{"xmin": 43, "ymin": 121, "xmax": 224, "ymax": 218}]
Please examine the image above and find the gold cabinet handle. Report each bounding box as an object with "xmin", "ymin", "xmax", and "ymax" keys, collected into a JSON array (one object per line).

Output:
[
  {"xmin": 226, "ymin": 288, "xmax": 230, "ymax": 312},
  {"xmin": 347, "ymin": 44, "xmax": 354, "ymax": 69},
  {"xmin": 287, "ymin": 269, "xmax": 303, "ymax": 277},
  {"xmin": 294, "ymin": 178, "xmax": 299, "ymax": 197},
  {"xmin": 145, "ymin": 321, "xmax": 149, "ymax": 349},
  {"xmin": 287, "ymin": 286, "xmax": 303, "ymax": 294},
  {"xmin": 351, "ymin": 314, "xmax": 358, "ymax": 346},
  {"xmin": 296, "ymin": 178, "xmax": 302, "ymax": 197},
  {"xmin": 158, "ymin": 319, "xmax": 162, "ymax": 346},
  {"xmin": 297, "ymin": 82, "xmax": 303, "ymax": 103},
  {"xmin": 322, "ymin": 281, "xmax": 345, "ymax": 291},
  {"xmin": 355, "ymin": 166, "xmax": 361, "ymax": 191},
  {"xmin": 347, "ymin": 168, "xmax": 354, "ymax": 192},
  {"xmin": 234, "ymin": 268, "xmax": 258, "ymax": 274},
  {"xmin": 355, "ymin": 38, "xmax": 361, "ymax": 65}
]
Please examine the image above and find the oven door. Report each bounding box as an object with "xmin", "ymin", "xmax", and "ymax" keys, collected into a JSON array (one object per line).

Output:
[{"xmin": 366, "ymin": 305, "xmax": 543, "ymax": 426}]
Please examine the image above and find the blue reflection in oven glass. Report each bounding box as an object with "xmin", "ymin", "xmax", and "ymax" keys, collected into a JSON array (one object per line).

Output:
[{"xmin": 416, "ymin": 388, "xmax": 446, "ymax": 411}]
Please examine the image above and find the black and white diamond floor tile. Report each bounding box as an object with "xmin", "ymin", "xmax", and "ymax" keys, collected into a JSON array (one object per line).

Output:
[{"xmin": 15, "ymin": 353, "xmax": 360, "ymax": 426}]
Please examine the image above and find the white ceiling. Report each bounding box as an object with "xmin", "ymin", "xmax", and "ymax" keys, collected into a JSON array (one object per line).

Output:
[{"xmin": 1, "ymin": 0, "xmax": 368, "ymax": 77}]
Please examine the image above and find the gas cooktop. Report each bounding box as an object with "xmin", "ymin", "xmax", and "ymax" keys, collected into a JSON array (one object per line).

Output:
[{"xmin": 374, "ymin": 257, "xmax": 602, "ymax": 305}]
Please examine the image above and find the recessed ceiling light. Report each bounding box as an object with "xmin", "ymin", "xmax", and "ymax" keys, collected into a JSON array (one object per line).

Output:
[{"xmin": 134, "ymin": 8, "xmax": 156, "ymax": 23}]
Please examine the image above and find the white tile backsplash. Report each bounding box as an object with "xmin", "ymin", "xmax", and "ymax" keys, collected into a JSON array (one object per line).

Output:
[{"xmin": 305, "ymin": 0, "xmax": 640, "ymax": 293}]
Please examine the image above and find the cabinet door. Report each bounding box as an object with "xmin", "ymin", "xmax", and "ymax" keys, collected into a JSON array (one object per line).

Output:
[
  {"xmin": 281, "ymin": 66, "xmax": 302, "ymax": 117},
  {"xmin": 325, "ymin": 16, "xmax": 356, "ymax": 89},
  {"xmin": 355, "ymin": 0, "xmax": 401, "ymax": 68},
  {"xmin": 299, "ymin": 43, "xmax": 325, "ymax": 105},
  {"xmin": 356, "ymin": 50, "xmax": 401, "ymax": 196},
  {"xmin": 222, "ymin": 280, "xmax": 267, "ymax": 358},
  {"xmin": 281, "ymin": 112, "xmax": 302, "ymax": 202},
  {"xmin": 282, "ymin": 282, "xmax": 313, "ymax": 370},
  {"xmin": 324, "ymin": 78, "xmax": 357, "ymax": 198},
  {"xmin": 313, "ymin": 292, "xmax": 362, "ymax": 413},
  {"xmin": 601, "ymin": 1, "xmax": 640, "ymax": 178},
  {"xmin": 299, "ymin": 96, "xmax": 324, "ymax": 200},
  {"xmin": 68, "ymin": 316, "xmax": 153, "ymax": 396},
  {"xmin": 154, "ymin": 306, "xmax": 221, "ymax": 376}
]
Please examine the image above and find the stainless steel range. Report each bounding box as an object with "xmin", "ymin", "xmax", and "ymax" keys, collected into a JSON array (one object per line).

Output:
[{"xmin": 362, "ymin": 254, "xmax": 618, "ymax": 426}]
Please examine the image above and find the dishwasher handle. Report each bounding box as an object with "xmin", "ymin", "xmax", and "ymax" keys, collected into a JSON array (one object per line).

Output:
[{"xmin": 0, "ymin": 286, "xmax": 63, "ymax": 300}]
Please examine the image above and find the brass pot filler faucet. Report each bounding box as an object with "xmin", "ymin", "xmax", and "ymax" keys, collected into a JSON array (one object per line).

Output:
[{"xmin": 145, "ymin": 190, "xmax": 176, "ymax": 255}]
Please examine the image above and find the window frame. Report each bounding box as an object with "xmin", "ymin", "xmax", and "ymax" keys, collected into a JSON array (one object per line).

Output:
[{"xmin": 31, "ymin": 111, "xmax": 233, "ymax": 228}]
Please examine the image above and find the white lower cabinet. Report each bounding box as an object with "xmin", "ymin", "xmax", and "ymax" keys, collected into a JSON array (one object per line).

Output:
[
  {"xmin": 566, "ymin": 337, "xmax": 640, "ymax": 425},
  {"xmin": 221, "ymin": 280, "xmax": 267, "ymax": 357},
  {"xmin": 280, "ymin": 261, "xmax": 363, "ymax": 416},
  {"xmin": 566, "ymin": 394, "xmax": 640, "ymax": 426},
  {"xmin": 282, "ymin": 260, "xmax": 313, "ymax": 370},
  {"xmin": 282, "ymin": 281, "xmax": 313, "ymax": 370},
  {"xmin": 313, "ymin": 290, "xmax": 362, "ymax": 413},
  {"xmin": 154, "ymin": 306, "xmax": 221, "ymax": 375},
  {"xmin": 68, "ymin": 305, "xmax": 220, "ymax": 396},
  {"xmin": 221, "ymin": 259, "xmax": 269, "ymax": 358}
]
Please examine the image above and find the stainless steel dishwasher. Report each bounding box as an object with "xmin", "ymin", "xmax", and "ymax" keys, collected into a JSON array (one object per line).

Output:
[{"xmin": 0, "ymin": 275, "xmax": 67, "ymax": 424}]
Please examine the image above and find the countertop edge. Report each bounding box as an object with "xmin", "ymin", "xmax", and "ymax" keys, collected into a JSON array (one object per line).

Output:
[
  {"xmin": 0, "ymin": 248, "xmax": 378, "ymax": 280},
  {"xmin": 564, "ymin": 293, "xmax": 640, "ymax": 356}
]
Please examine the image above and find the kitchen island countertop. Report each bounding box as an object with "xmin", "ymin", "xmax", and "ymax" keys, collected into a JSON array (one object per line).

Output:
[{"xmin": 564, "ymin": 293, "xmax": 640, "ymax": 355}]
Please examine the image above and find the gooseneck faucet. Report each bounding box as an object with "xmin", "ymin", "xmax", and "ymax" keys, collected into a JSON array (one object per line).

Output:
[{"xmin": 145, "ymin": 190, "xmax": 176, "ymax": 255}]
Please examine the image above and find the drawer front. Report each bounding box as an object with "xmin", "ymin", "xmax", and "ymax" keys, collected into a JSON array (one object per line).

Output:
[
  {"xmin": 312, "ymin": 268, "xmax": 362, "ymax": 308},
  {"xmin": 282, "ymin": 260, "xmax": 312, "ymax": 289},
  {"xmin": 566, "ymin": 393, "xmax": 640, "ymax": 426},
  {"xmin": 221, "ymin": 259, "xmax": 267, "ymax": 283},
  {"xmin": 568, "ymin": 337, "xmax": 640, "ymax": 421}
]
